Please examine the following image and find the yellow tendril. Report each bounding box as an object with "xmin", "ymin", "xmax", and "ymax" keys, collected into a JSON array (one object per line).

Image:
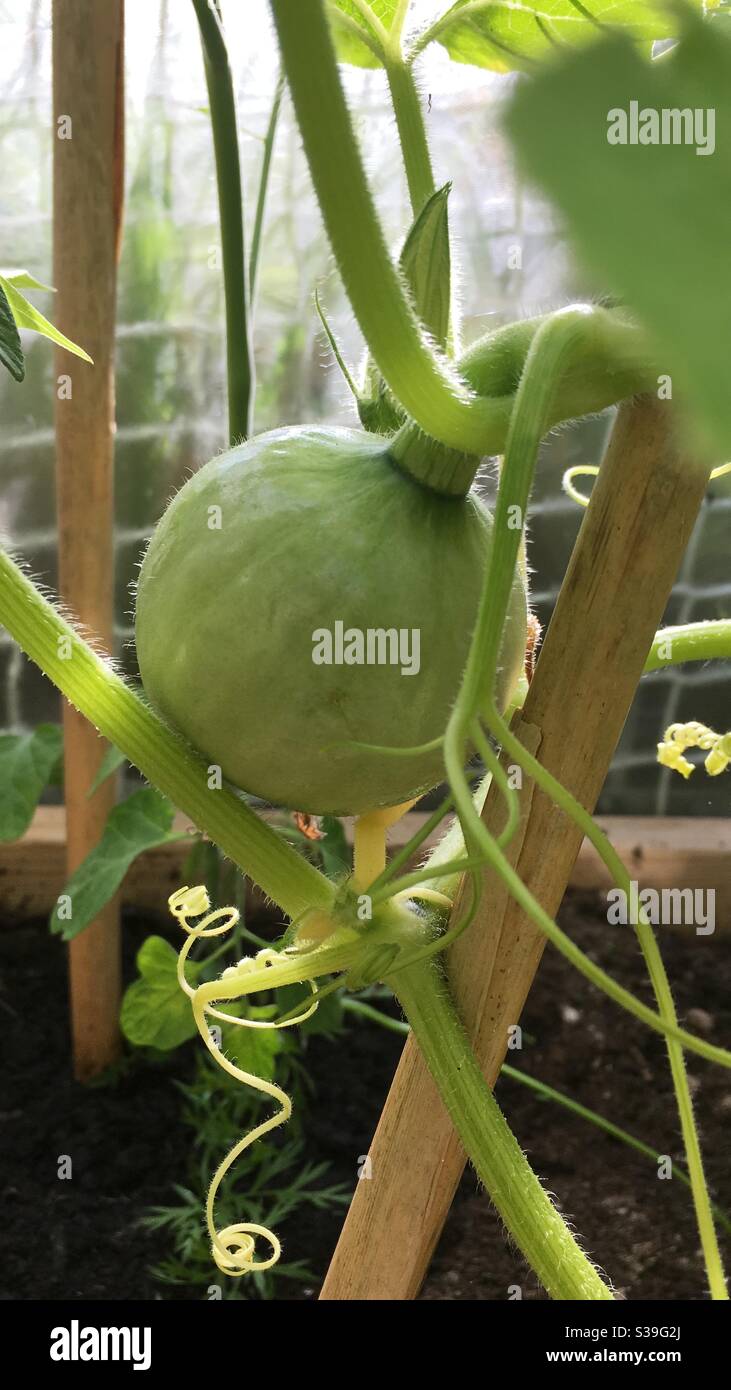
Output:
[
  {"xmin": 565, "ymin": 460, "xmax": 731, "ymax": 509},
  {"xmin": 657, "ymin": 721, "xmax": 731, "ymax": 779},
  {"xmin": 168, "ymin": 885, "xmax": 318, "ymax": 1278},
  {"xmin": 562, "ymin": 463, "xmax": 599, "ymax": 507}
]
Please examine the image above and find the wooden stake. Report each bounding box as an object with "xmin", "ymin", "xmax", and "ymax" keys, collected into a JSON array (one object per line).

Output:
[
  {"xmin": 321, "ymin": 398, "xmax": 709, "ymax": 1300},
  {"xmin": 53, "ymin": 0, "xmax": 125, "ymax": 1081}
]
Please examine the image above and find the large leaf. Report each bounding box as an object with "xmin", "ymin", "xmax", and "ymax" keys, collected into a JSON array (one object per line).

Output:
[
  {"xmin": 0, "ymin": 274, "xmax": 92, "ymax": 365},
  {"xmin": 121, "ymin": 935, "xmax": 199, "ymax": 1051},
  {"xmin": 505, "ymin": 10, "xmax": 731, "ymax": 456},
  {"xmin": 50, "ymin": 789, "xmax": 185, "ymax": 940},
  {"xmin": 327, "ymin": 0, "xmax": 398, "ymax": 67},
  {"xmin": 0, "ymin": 282, "xmax": 24, "ymax": 381},
  {"xmin": 427, "ymin": 0, "xmax": 714, "ymax": 73},
  {"xmin": 0, "ymin": 725, "xmax": 63, "ymax": 841}
]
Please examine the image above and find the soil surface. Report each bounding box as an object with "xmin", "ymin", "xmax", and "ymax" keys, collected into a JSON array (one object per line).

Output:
[{"xmin": 1, "ymin": 890, "xmax": 729, "ymax": 1302}]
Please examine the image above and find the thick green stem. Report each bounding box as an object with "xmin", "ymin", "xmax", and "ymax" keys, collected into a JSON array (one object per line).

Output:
[
  {"xmin": 391, "ymin": 305, "xmax": 656, "ymax": 495},
  {"xmin": 645, "ymin": 619, "xmax": 731, "ymax": 672},
  {"xmin": 489, "ymin": 707, "xmax": 728, "ymax": 1301},
  {"xmin": 192, "ymin": 0, "xmax": 253, "ymax": 443},
  {"xmin": 270, "ymin": 0, "xmax": 504, "ymax": 455},
  {"xmin": 393, "ymin": 958, "xmax": 614, "ymax": 1300},
  {"xmin": 385, "ymin": 56, "xmax": 435, "ymax": 216},
  {"xmin": 0, "ymin": 549, "xmax": 333, "ymax": 922}
]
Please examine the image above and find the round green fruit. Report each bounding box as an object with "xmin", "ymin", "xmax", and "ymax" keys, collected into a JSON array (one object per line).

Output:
[{"xmin": 135, "ymin": 426, "xmax": 527, "ymax": 815}]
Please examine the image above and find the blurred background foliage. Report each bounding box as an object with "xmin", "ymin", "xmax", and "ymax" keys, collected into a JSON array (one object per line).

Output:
[{"xmin": 0, "ymin": 0, "xmax": 729, "ymax": 814}]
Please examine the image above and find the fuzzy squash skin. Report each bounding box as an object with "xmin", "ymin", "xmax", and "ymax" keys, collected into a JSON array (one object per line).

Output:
[{"xmin": 136, "ymin": 426, "xmax": 527, "ymax": 815}]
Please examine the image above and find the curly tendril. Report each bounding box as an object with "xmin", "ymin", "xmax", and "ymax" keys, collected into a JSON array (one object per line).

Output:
[
  {"xmin": 658, "ymin": 721, "xmax": 731, "ymax": 779},
  {"xmin": 564, "ymin": 460, "xmax": 731, "ymax": 509},
  {"xmin": 169, "ymin": 884, "xmax": 319, "ymax": 1278}
]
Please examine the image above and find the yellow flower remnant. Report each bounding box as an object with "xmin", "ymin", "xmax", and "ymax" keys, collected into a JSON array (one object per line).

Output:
[{"xmin": 657, "ymin": 722, "xmax": 731, "ymax": 780}]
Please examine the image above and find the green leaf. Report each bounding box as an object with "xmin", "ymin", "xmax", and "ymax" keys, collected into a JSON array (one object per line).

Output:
[
  {"xmin": 0, "ymin": 725, "xmax": 63, "ymax": 841},
  {"xmin": 0, "ymin": 274, "xmax": 93, "ymax": 365},
  {"xmin": 0, "ymin": 282, "xmax": 24, "ymax": 381},
  {"xmin": 360, "ymin": 182, "xmax": 453, "ymax": 433},
  {"xmin": 326, "ymin": 0, "xmax": 398, "ymax": 67},
  {"xmin": 87, "ymin": 743, "xmax": 127, "ymax": 797},
  {"xmin": 51, "ymin": 788, "xmax": 184, "ymax": 940},
  {"xmin": 504, "ymin": 10, "xmax": 731, "ymax": 456},
  {"xmin": 0, "ymin": 268, "xmax": 56, "ymax": 293},
  {"xmin": 121, "ymin": 935, "xmax": 198, "ymax": 1051},
  {"xmin": 427, "ymin": 0, "xmax": 712, "ymax": 74}
]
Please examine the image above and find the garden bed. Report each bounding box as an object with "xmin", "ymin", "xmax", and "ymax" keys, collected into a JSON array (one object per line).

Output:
[{"xmin": 2, "ymin": 888, "xmax": 729, "ymax": 1302}]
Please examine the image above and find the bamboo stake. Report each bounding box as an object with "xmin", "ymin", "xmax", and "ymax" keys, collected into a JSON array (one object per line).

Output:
[
  {"xmin": 321, "ymin": 397, "xmax": 710, "ymax": 1300},
  {"xmin": 53, "ymin": 0, "xmax": 125, "ymax": 1081}
]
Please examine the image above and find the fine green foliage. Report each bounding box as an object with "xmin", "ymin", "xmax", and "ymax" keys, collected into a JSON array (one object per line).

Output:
[
  {"xmin": 121, "ymin": 936, "xmax": 200, "ymax": 1050},
  {"xmin": 505, "ymin": 12, "xmax": 731, "ymax": 455},
  {"xmin": 142, "ymin": 1050, "xmax": 348, "ymax": 1300},
  {"xmin": 50, "ymin": 788, "xmax": 185, "ymax": 940},
  {"xmin": 0, "ymin": 724, "xmax": 63, "ymax": 841}
]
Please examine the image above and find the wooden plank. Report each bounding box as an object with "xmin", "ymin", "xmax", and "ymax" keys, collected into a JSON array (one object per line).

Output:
[
  {"xmin": 1, "ymin": 807, "xmax": 730, "ymax": 926},
  {"xmin": 53, "ymin": 0, "xmax": 125, "ymax": 1080},
  {"xmin": 319, "ymin": 397, "xmax": 711, "ymax": 1301}
]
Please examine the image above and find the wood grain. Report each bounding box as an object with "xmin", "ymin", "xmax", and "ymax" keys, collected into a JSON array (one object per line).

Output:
[{"xmin": 53, "ymin": 0, "xmax": 125, "ymax": 1080}]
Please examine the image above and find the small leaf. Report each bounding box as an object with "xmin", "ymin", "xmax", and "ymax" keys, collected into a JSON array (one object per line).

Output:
[
  {"xmin": 0, "ymin": 274, "xmax": 92, "ymax": 364},
  {"xmin": 429, "ymin": 0, "xmax": 710, "ymax": 74},
  {"xmin": 360, "ymin": 183, "xmax": 453, "ymax": 433},
  {"xmin": 326, "ymin": 0, "xmax": 398, "ymax": 67},
  {"xmin": 121, "ymin": 935, "xmax": 198, "ymax": 1051},
  {"xmin": 504, "ymin": 9, "xmax": 731, "ymax": 456},
  {"xmin": 51, "ymin": 789, "xmax": 184, "ymax": 940},
  {"xmin": 0, "ymin": 268, "xmax": 56, "ymax": 293},
  {"xmin": 87, "ymin": 743, "xmax": 127, "ymax": 797},
  {"xmin": 0, "ymin": 725, "xmax": 63, "ymax": 841},
  {"xmin": 0, "ymin": 282, "xmax": 24, "ymax": 381}
]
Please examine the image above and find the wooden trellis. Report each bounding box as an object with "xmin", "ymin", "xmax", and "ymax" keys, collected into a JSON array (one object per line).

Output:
[{"xmin": 53, "ymin": 0, "xmax": 125, "ymax": 1080}]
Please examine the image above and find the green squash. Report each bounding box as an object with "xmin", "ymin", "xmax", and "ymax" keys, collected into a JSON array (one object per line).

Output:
[{"xmin": 136, "ymin": 426, "xmax": 527, "ymax": 815}]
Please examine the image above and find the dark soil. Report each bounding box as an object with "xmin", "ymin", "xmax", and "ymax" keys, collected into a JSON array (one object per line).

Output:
[{"xmin": 1, "ymin": 891, "xmax": 729, "ymax": 1301}]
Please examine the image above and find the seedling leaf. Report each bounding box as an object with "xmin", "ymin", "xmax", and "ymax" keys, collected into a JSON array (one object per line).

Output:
[
  {"xmin": 121, "ymin": 935, "xmax": 199, "ymax": 1050},
  {"xmin": 50, "ymin": 788, "xmax": 185, "ymax": 940},
  {"xmin": 0, "ymin": 724, "xmax": 63, "ymax": 840}
]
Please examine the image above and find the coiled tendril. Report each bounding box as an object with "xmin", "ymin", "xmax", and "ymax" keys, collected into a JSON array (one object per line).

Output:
[{"xmin": 169, "ymin": 884, "xmax": 318, "ymax": 1277}]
